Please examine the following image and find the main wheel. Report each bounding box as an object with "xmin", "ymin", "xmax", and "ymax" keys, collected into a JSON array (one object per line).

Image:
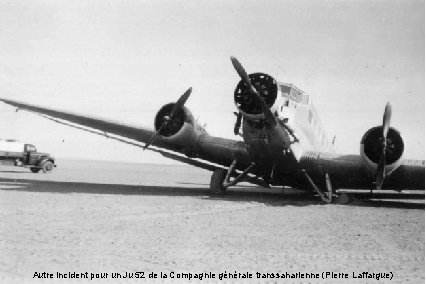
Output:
[
  {"xmin": 41, "ymin": 161, "xmax": 54, "ymax": 173},
  {"xmin": 210, "ymin": 168, "xmax": 227, "ymax": 195},
  {"xmin": 30, "ymin": 167, "xmax": 40, "ymax": 173}
]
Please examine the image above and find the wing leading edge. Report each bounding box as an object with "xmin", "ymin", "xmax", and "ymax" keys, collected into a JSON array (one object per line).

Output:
[{"xmin": 1, "ymin": 98, "xmax": 154, "ymax": 144}]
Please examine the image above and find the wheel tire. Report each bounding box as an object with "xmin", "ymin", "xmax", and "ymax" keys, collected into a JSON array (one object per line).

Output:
[
  {"xmin": 41, "ymin": 161, "xmax": 54, "ymax": 173},
  {"xmin": 30, "ymin": 167, "xmax": 40, "ymax": 173},
  {"xmin": 210, "ymin": 168, "xmax": 227, "ymax": 195}
]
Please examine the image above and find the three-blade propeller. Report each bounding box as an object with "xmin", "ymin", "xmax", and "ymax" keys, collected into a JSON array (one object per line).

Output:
[
  {"xmin": 376, "ymin": 102, "xmax": 392, "ymax": 189},
  {"xmin": 230, "ymin": 56, "xmax": 277, "ymax": 127},
  {"xmin": 143, "ymin": 87, "xmax": 192, "ymax": 150}
]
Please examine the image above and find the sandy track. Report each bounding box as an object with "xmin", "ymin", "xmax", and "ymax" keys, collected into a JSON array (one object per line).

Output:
[{"xmin": 0, "ymin": 160, "xmax": 424, "ymax": 283}]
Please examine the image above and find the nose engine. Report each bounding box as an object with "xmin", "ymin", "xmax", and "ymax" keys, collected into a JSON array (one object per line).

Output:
[{"xmin": 234, "ymin": 72, "xmax": 281, "ymax": 121}]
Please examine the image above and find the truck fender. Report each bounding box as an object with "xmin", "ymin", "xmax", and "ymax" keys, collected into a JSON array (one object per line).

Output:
[{"xmin": 36, "ymin": 158, "xmax": 55, "ymax": 167}]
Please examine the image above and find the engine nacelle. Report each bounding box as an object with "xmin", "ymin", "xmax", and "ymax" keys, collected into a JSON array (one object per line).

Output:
[
  {"xmin": 234, "ymin": 73, "xmax": 282, "ymax": 121},
  {"xmin": 360, "ymin": 126, "xmax": 405, "ymax": 176},
  {"xmin": 154, "ymin": 103, "xmax": 205, "ymax": 150}
]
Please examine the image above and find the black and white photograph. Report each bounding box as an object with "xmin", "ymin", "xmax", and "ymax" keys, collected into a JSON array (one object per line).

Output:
[{"xmin": 0, "ymin": 0, "xmax": 424, "ymax": 283}]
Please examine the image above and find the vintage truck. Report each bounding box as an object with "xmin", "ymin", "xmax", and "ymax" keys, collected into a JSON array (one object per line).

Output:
[{"xmin": 0, "ymin": 139, "xmax": 56, "ymax": 173}]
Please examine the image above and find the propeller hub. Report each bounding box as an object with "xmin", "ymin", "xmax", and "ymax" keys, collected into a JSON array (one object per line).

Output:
[{"xmin": 154, "ymin": 103, "xmax": 185, "ymax": 137}]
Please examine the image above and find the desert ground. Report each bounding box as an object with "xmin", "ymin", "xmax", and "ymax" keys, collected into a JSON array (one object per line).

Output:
[{"xmin": 0, "ymin": 159, "xmax": 424, "ymax": 283}]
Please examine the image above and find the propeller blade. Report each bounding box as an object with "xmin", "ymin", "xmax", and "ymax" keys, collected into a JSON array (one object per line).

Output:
[
  {"xmin": 252, "ymin": 95, "xmax": 277, "ymax": 127},
  {"xmin": 230, "ymin": 56, "xmax": 277, "ymax": 127},
  {"xmin": 375, "ymin": 102, "xmax": 392, "ymax": 189},
  {"xmin": 170, "ymin": 87, "xmax": 192, "ymax": 118},
  {"xmin": 143, "ymin": 132, "xmax": 159, "ymax": 150},
  {"xmin": 376, "ymin": 150, "xmax": 386, "ymax": 189},
  {"xmin": 382, "ymin": 102, "xmax": 392, "ymax": 139},
  {"xmin": 143, "ymin": 123, "xmax": 165, "ymax": 150},
  {"xmin": 230, "ymin": 56, "xmax": 257, "ymax": 94}
]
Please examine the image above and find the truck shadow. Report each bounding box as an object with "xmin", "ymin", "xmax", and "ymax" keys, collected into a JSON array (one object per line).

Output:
[{"xmin": 0, "ymin": 177, "xmax": 423, "ymax": 209}]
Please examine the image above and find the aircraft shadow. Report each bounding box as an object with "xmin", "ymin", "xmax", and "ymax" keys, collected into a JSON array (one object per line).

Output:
[
  {"xmin": 0, "ymin": 177, "xmax": 423, "ymax": 209},
  {"xmin": 0, "ymin": 170, "xmax": 31, "ymax": 174},
  {"xmin": 347, "ymin": 199, "xmax": 425, "ymax": 209}
]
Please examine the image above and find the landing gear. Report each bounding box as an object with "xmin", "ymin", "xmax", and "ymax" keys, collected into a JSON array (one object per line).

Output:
[
  {"xmin": 209, "ymin": 161, "xmax": 256, "ymax": 195},
  {"xmin": 302, "ymin": 170, "xmax": 333, "ymax": 203},
  {"xmin": 210, "ymin": 169, "xmax": 227, "ymax": 195}
]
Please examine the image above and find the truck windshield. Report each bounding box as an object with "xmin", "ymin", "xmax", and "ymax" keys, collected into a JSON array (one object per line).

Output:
[{"xmin": 26, "ymin": 145, "xmax": 37, "ymax": 152}]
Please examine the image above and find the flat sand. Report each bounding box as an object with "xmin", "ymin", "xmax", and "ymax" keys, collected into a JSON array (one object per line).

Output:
[{"xmin": 0, "ymin": 159, "xmax": 424, "ymax": 283}]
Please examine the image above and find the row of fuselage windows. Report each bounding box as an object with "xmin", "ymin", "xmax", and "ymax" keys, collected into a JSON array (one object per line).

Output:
[
  {"xmin": 281, "ymin": 95, "xmax": 333, "ymax": 150},
  {"xmin": 308, "ymin": 109, "xmax": 330, "ymax": 149}
]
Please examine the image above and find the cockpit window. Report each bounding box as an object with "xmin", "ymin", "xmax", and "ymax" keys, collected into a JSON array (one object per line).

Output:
[{"xmin": 279, "ymin": 83, "xmax": 308, "ymax": 105}]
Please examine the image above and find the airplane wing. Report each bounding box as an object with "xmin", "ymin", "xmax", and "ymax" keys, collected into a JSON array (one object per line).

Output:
[
  {"xmin": 0, "ymin": 97, "xmax": 161, "ymax": 148},
  {"xmin": 0, "ymin": 97, "xmax": 253, "ymax": 177}
]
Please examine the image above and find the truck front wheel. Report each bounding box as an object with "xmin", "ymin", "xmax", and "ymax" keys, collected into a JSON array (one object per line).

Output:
[
  {"xmin": 30, "ymin": 167, "xmax": 40, "ymax": 173},
  {"xmin": 41, "ymin": 161, "xmax": 54, "ymax": 173}
]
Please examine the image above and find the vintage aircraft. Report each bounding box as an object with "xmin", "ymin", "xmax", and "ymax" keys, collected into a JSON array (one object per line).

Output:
[{"xmin": 0, "ymin": 57, "xmax": 424, "ymax": 202}]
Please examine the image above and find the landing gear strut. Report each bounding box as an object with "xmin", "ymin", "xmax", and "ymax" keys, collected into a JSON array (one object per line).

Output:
[
  {"xmin": 209, "ymin": 160, "xmax": 256, "ymax": 195},
  {"xmin": 302, "ymin": 170, "xmax": 333, "ymax": 203}
]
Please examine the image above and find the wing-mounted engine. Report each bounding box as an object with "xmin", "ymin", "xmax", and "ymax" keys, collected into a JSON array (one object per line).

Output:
[
  {"xmin": 153, "ymin": 103, "xmax": 203, "ymax": 148},
  {"xmin": 144, "ymin": 87, "xmax": 206, "ymax": 152},
  {"xmin": 361, "ymin": 126, "xmax": 404, "ymax": 172},
  {"xmin": 234, "ymin": 72, "xmax": 282, "ymax": 121},
  {"xmin": 360, "ymin": 103, "xmax": 405, "ymax": 189}
]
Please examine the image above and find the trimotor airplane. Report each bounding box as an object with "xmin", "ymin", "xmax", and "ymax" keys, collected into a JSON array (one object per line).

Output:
[{"xmin": 0, "ymin": 57, "xmax": 424, "ymax": 203}]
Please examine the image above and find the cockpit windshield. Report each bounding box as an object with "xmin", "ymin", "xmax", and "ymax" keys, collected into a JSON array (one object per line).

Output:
[{"xmin": 279, "ymin": 83, "xmax": 309, "ymax": 105}]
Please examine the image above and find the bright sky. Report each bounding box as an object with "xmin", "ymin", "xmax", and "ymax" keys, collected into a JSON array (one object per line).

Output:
[{"xmin": 0, "ymin": 0, "xmax": 424, "ymax": 163}]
